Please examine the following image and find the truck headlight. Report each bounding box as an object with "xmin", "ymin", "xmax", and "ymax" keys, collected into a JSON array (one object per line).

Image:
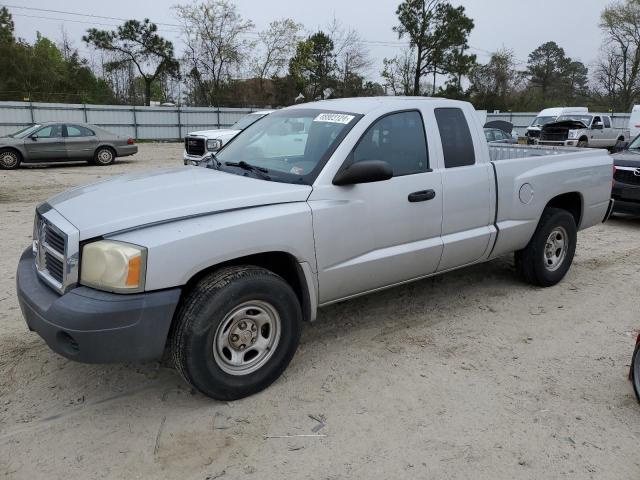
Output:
[
  {"xmin": 80, "ymin": 240, "xmax": 147, "ymax": 293},
  {"xmin": 568, "ymin": 130, "xmax": 579, "ymax": 140},
  {"xmin": 207, "ymin": 139, "xmax": 222, "ymax": 151}
]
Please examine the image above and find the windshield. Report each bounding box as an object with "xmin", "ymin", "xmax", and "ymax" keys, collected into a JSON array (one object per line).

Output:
[
  {"xmin": 7, "ymin": 124, "xmax": 42, "ymax": 138},
  {"xmin": 216, "ymin": 109, "xmax": 362, "ymax": 184},
  {"xmin": 530, "ymin": 116, "xmax": 557, "ymax": 127},
  {"xmin": 556, "ymin": 115, "xmax": 592, "ymax": 125},
  {"xmin": 232, "ymin": 113, "xmax": 268, "ymax": 131}
]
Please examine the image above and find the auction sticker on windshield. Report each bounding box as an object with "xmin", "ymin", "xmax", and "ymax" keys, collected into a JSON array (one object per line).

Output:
[{"xmin": 314, "ymin": 113, "xmax": 355, "ymax": 124}]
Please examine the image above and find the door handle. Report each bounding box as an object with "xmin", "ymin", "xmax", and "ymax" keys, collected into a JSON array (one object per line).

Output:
[{"xmin": 408, "ymin": 190, "xmax": 436, "ymax": 202}]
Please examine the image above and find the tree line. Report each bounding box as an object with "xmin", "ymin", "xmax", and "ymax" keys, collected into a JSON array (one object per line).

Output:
[{"xmin": 1, "ymin": 0, "xmax": 639, "ymax": 112}]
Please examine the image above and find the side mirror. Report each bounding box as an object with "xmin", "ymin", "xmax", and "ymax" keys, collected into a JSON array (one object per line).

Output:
[
  {"xmin": 29, "ymin": 134, "xmax": 38, "ymax": 141},
  {"xmin": 333, "ymin": 160, "xmax": 393, "ymax": 186}
]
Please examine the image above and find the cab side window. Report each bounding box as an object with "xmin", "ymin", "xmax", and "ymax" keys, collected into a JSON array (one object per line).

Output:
[
  {"xmin": 353, "ymin": 111, "xmax": 429, "ymax": 176},
  {"xmin": 434, "ymin": 108, "xmax": 476, "ymax": 168}
]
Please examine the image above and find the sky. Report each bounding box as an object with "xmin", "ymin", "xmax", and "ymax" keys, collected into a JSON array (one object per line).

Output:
[{"xmin": 5, "ymin": 0, "xmax": 608, "ymax": 82}]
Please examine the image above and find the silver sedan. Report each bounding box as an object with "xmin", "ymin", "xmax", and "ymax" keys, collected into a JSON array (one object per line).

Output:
[{"xmin": 0, "ymin": 122, "xmax": 138, "ymax": 169}]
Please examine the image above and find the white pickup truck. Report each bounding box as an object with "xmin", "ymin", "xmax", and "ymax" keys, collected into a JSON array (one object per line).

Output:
[
  {"xmin": 16, "ymin": 97, "xmax": 614, "ymax": 400},
  {"xmin": 538, "ymin": 113, "xmax": 630, "ymax": 149}
]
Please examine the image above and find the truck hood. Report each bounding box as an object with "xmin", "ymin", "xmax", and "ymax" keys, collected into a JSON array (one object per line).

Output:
[
  {"xmin": 187, "ymin": 128, "xmax": 240, "ymax": 139},
  {"xmin": 612, "ymin": 150, "xmax": 640, "ymax": 167},
  {"xmin": 47, "ymin": 167, "xmax": 312, "ymax": 240}
]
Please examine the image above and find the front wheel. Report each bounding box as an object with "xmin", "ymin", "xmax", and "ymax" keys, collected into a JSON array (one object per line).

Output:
[
  {"xmin": 0, "ymin": 149, "xmax": 21, "ymax": 169},
  {"xmin": 171, "ymin": 266, "xmax": 302, "ymax": 400},
  {"xmin": 577, "ymin": 139, "xmax": 588, "ymax": 148},
  {"xmin": 515, "ymin": 208, "xmax": 577, "ymax": 287},
  {"xmin": 632, "ymin": 343, "xmax": 640, "ymax": 403}
]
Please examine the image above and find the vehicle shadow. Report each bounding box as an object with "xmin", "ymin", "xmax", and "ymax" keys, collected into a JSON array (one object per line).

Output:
[{"xmin": 20, "ymin": 159, "xmax": 136, "ymax": 170}]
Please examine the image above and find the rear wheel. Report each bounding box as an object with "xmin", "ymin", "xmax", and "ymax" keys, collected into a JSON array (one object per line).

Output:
[
  {"xmin": 0, "ymin": 149, "xmax": 21, "ymax": 169},
  {"xmin": 92, "ymin": 146, "xmax": 115, "ymax": 166},
  {"xmin": 632, "ymin": 343, "xmax": 640, "ymax": 403},
  {"xmin": 515, "ymin": 208, "xmax": 577, "ymax": 287},
  {"xmin": 171, "ymin": 266, "xmax": 302, "ymax": 400}
]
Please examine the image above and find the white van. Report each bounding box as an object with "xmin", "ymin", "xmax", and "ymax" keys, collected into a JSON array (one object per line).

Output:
[
  {"xmin": 628, "ymin": 105, "xmax": 640, "ymax": 140},
  {"xmin": 526, "ymin": 107, "xmax": 588, "ymax": 144}
]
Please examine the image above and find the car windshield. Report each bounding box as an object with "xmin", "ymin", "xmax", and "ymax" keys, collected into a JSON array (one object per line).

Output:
[
  {"xmin": 556, "ymin": 115, "xmax": 592, "ymax": 125},
  {"xmin": 215, "ymin": 109, "xmax": 361, "ymax": 184},
  {"xmin": 628, "ymin": 135, "xmax": 640, "ymax": 150},
  {"xmin": 7, "ymin": 124, "xmax": 42, "ymax": 138},
  {"xmin": 530, "ymin": 116, "xmax": 557, "ymax": 127},
  {"xmin": 232, "ymin": 114, "xmax": 268, "ymax": 131}
]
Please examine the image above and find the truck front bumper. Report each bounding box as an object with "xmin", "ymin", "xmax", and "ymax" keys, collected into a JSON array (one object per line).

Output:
[
  {"xmin": 16, "ymin": 248, "xmax": 181, "ymax": 364},
  {"xmin": 536, "ymin": 140, "xmax": 578, "ymax": 147}
]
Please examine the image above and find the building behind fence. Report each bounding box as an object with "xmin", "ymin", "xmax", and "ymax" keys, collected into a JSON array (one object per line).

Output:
[{"xmin": 0, "ymin": 101, "xmax": 633, "ymax": 140}]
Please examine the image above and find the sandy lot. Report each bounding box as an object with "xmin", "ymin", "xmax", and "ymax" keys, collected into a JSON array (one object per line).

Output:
[{"xmin": 1, "ymin": 144, "xmax": 639, "ymax": 480}]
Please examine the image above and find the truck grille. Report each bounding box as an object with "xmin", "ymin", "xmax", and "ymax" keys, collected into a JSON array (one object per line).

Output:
[
  {"xmin": 615, "ymin": 168, "xmax": 640, "ymax": 186},
  {"xmin": 185, "ymin": 137, "xmax": 205, "ymax": 156},
  {"xmin": 540, "ymin": 131, "xmax": 568, "ymax": 142},
  {"xmin": 527, "ymin": 130, "xmax": 540, "ymax": 139},
  {"xmin": 34, "ymin": 213, "xmax": 72, "ymax": 293}
]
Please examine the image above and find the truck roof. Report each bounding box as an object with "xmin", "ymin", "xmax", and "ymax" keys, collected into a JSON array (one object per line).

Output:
[{"xmin": 287, "ymin": 96, "xmax": 469, "ymax": 115}]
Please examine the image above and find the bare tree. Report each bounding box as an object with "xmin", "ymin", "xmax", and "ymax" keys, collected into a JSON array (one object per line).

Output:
[
  {"xmin": 594, "ymin": 0, "xmax": 640, "ymax": 110},
  {"xmin": 382, "ymin": 48, "xmax": 416, "ymax": 95},
  {"xmin": 174, "ymin": 0, "xmax": 255, "ymax": 106},
  {"xmin": 252, "ymin": 18, "xmax": 302, "ymax": 92},
  {"xmin": 327, "ymin": 18, "xmax": 372, "ymax": 96}
]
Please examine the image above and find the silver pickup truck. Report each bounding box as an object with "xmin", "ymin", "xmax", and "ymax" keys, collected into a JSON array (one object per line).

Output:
[
  {"xmin": 16, "ymin": 97, "xmax": 614, "ymax": 400},
  {"xmin": 538, "ymin": 113, "xmax": 630, "ymax": 149}
]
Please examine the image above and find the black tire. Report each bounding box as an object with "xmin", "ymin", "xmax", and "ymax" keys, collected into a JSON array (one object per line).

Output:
[
  {"xmin": 632, "ymin": 343, "xmax": 640, "ymax": 403},
  {"xmin": 515, "ymin": 208, "xmax": 577, "ymax": 287},
  {"xmin": 92, "ymin": 146, "xmax": 116, "ymax": 166},
  {"xmin": 577, "ymin": 139, "xmax": 588, "ymax": 148},
  {"xmin": 0, "ymin": 148, "xmax": 21, "ymax": 169},
  {"xmin": 171, "ymin": 266, "xmax": 302, "ymax": 401}
]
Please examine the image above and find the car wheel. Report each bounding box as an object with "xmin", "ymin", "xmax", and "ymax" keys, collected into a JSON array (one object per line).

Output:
[
  {"xmin": 0, "ymin": 149, "xmax": 21, "ymax": 169},
  {"xmin": 632, "ymin": 342, "xmax": 640, "ymax": 403},
  {"xmin": 515, "ymin": 208, "xmax": 577, "ymax": 287},
  {"xmin": 577, "ymin": 139, "xmax": 588, "ymax": 148},
  {"xmin": 171, "ymin": 266, "xmax": 302, "ymax": 401},
  {"xmin": 92, "ymin": 146, "xmax": 115, "ymax": 166}
]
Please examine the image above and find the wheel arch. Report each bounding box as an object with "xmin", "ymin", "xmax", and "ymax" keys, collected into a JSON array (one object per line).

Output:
[
  {"xmin": 0, "ymin": 146, "xmax": 24, "ymax": 159},
  {"xmin": 544, "ymin": 191, "xmax": 583, "ymax": 228},
  {"xmin": 95, "ymin": 144, "xmax": 117, "ymax": 157},
  {"xmin": 180, "ymin": 251, "xmax": 316, "ymax": 323}
]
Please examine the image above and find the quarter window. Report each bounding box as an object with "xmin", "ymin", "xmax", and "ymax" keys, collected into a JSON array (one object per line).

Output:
[
  {"xmin": 67, "ymin": 125, "xmax": 95, "ymax": 137},
  {"xmin": 603, "ymin": 116, "xmax": 611, "ymax": 128},
  {"xmin": 353, "ymin": 111, "xmax": 429, "ymax": 176},
  {"xmin": 435, "ymin": 108, "xmax": 476, "ymax": 168}
]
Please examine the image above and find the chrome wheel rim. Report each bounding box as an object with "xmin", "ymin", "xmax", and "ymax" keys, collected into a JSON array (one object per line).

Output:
[
  {"xmin": 543, "ymin": 226, "xmax": 568, "ymax": 272},
  {"xmin": 213, "ymin": 300, "xmax": 281, "ymax": 376},
  {"xmin": 97, "ymin": 149, "xmax": 113, "ymax": 164},
  {"xmin": 1, "ymin": 151, "xmax": 18, "ymax": 167},
  {"xmin": 633, "ymin": 347, "xmax": 640, "ymax": 399}
]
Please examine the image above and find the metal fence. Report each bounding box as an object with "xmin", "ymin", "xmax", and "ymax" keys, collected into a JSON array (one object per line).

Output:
[
  {"xmin": 0, "ymin": 101, "xmax": 633, "ymax": 140},
  {"xmin": 0, "ymin": 101, "xmax": 260, "ymax": 139}
]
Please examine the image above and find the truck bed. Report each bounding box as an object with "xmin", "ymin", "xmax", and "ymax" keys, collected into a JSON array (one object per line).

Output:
[{"xmin": 487, "ymin": 144, "xmax": 613, "ymax": 259}]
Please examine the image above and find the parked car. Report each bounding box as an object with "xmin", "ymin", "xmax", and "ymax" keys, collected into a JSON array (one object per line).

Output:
[
  {"xmin": 0, "ymin": 122, "xmax": 137, "ymax": 169},
  {"xmin": 526, "ymin": 107, "xmax": 589, "ymax": 144},
  {"xmin": 611, "ymin": 135, "xmax": 640, "ymax": 213},
  {"xmin": 632, "ymin": 333, "xmax": 640, "ymax": 403},
  {"xmin": 538, "ymin": 114, "xmax": 630, "ymax": 149},
  {"xmin": 484, "ymin": 121, "xmax": 518, "ymax": 144},
  {"xmin": 183, "ymin": 110, "xmax": 273, "ymax": 165},
  {"xmin": 16, "ymin": 97, "xmax": 614, "ymax": 401}
]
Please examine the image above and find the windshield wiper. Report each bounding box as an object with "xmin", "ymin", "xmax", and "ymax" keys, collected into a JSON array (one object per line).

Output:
[{"xmin": 224, "ymin": 161, "xmax": 271, "ymax": 180}]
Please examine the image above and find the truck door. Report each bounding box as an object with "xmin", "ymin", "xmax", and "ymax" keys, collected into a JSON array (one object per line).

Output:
[
  {"xmin": 590, "ymin": 116, "xmax": 605, "ymax": 147},
  {"xmin": 433, "ymin": 108, "xmax": 494, "ymax": 272},
  {"xmin": 308, "ymin": 110, "xmax": 444, "ymax": 304}
]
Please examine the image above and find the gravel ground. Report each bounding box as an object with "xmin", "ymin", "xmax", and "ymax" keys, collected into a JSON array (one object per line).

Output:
[{"xmin": 1, "ymin": 143, "xmax": 639, "ymax": 480}]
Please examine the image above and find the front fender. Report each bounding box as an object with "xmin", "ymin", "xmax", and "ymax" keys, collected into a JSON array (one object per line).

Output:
[{"xmin": 108, "ymin": 202, "xmax": 317, "ymax": 291}]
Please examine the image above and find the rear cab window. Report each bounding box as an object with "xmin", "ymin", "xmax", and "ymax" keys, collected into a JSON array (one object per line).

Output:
[{"xmin": 434, "ymin": 108, "xmax": 476, "ymax": 168}]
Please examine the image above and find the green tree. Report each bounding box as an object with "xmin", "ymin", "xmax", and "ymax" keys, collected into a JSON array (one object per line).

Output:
[
  {"xmin": 83, "ymin": 19, "xmax": 179, "ymax": 106},
  {"xmin": 289, "ymin": 32, "xmax": 337, "ymax": 101},
  {"xmin": 469, "ymin": 49, "xmax": 523, "ymax": 111},
  {"xmin": 526, "ymin": 41, "xmax": 568, "ymax": 103},
  {"xmin": 394, "ymin": 0, "xmax": 474, "ymax": 95},
  {"xmin": 0, "ymin": 6, "xmax": 14, "ymax": 44}
]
